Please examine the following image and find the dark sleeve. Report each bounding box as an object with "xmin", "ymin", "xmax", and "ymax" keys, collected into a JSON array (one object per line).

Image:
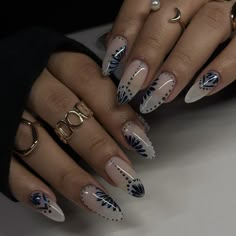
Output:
[
  {"xmin": 0, "ymin": 28, "xmax": 107, "ymax": 200},
  {"xmin": 0, "ymin": 2, "xmax": 123, "ymax": 38}
]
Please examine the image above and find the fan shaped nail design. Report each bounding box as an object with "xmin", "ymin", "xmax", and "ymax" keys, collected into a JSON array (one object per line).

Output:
[
  {"xmin": 185, "ymin": 71, "xmax": 220, "ymax": 103},
  {"xmin": 122, "ymin": 121, "xmax": 155, "ymax": 159},
  {"xmin": 80, "ymin": 185, "xmax": 123, "ymax": 221},
  {"xmin": 106, "ymin": 157, "xmax": 145, "ymax": 198},
  {"xmin": 102, "ymin": 36, "xmax": 127, "ymax": 76}
]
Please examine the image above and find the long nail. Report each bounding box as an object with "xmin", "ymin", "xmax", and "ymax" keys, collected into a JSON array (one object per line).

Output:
[
  {"xmin": 117, "ymin": 60, "xmax": 148, "ymax": 104},
  {"xmin": 106, "ymin": 157, "xmax": 145, "ymax": 198},
  {"xmin": 140, "ymin": 72, "xmax": 176, "ymax": 114},
  {"xmin": 30, "ymin": 192, "xmax": 65, "ymax": 222},
  {"xmin": 185, "ymin": 71, "xmax": 220, "ymax": 103},
  {"xmin": 122, "ymin": 121, "xmax": 155, "ymax": 159},
  {"xmin": 80, "ymin": 185, "xmax": 123, "ymax": 221},
  {"xmin": 102, "ymin": 36, "xmax": 127, "ymax": 76}
]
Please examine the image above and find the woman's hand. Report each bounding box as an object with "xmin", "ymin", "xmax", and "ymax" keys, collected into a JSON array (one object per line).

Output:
[
  {"xmin": 102, "ymin": 0, "xmax": 236, "ymax": 113},
  {"xmin": 10, "ymin": 52, "xmax": 155, "ymax": 222}
]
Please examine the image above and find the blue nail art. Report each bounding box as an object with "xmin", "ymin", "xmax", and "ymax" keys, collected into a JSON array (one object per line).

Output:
[
  {"xmin": 127, "ymin": 179, "xmax": 145, "ymax": 198},
  {"xmin": 31, "ymin": 192, "xmax": 50, "ymax": 211},
  {"xmin": 124, "ymin": 135, "xmax": 148, "ymax": 158},
  {"xmin": 199, "ymin": 71, "xmax": 220, "ymax": 90},
  {"xmin": 95, "ymin": 189, "xmax": 122, "ymax": 212}
]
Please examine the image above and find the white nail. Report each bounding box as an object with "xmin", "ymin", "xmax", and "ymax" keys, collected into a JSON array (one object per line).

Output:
[
  {"xmin": 30, "ymin": 192, "xmax": 65, "ymax": 222},
  {"xmin": 185, "ymin": 71, "xmax": 220, "ymax": 103},
  {"xmin": 140, "ymin": 72, "xmax": 176, "ymax": 114},
  {"xmin": 102, "ymin": 36, "xmax": 127, "ymax": 76},
  {"xmin": 117, "ymin": 60, "xmax": 148, "ymax": 104},
  {"xmin": 105, "ymin": 157, "xmax": 145, "ymax": 198},
  {"xmin": 80, "ymin": 185, "xmax": 123, "ymax": 221},
  {"xmin": 122, "ymin": 121, "xmax": 155, "ymax": 159}
]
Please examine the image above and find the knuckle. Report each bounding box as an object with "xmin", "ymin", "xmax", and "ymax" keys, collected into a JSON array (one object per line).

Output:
[
  {"xmin": 46, "ymin": 88, "xmax": 74, "ymax": 113},
  {"xmin": 75, "ymin": 55, "xmax": 98, "ymax": 80},
  {"xmin": 59, "ymin": 169, "xmax": 82, "ymax": 198},
  {"xmin": 201, "ymin": 3, "xmax": 227, "ymax": 30},
  {"xmin": 141, "ymin": 33, "xmax": 162, "ymax": 52},
  {"xmin": 89, "ymin": 136, "xmax": 110, "ymax": 153},
  {"xmin": 171, "ymin": 49, "xmax": 195, "ymax": 69}
]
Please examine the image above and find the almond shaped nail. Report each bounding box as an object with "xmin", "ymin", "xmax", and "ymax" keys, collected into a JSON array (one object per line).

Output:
[
  {"xmin": 102, "ymin": 36, "xmax": 127, "ymax": 76},
  {"xmin": 185, "ymin": 71, "xmax": 220, "ymax": 103},
  {"xmin": 140, "ymin": 72, "xmax": 176, "ymax": 114},
  {"xmin": 80, "ymin": 185, "xmax": 123, "ymax": 221},
  {"xmin": 106, "ymin": 157, "xmax": 145, "ymax": 198},
  {"xmin": 30, "ymin": 192, "xmax": 65, "ymax": 222},
  {"xmin": 117, "ymin": 60, "xmax": 148, "ymax": 104},
  {"xmin": 122, "ymin": 121, "xmax": 155, "ymax": 159}
]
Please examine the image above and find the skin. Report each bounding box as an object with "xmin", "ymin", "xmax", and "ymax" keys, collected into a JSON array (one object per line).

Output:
[
  {"xmin": 10, "ymin": 52, "xmax": 147, "ymax": 218},
  {"xmin": 110, "ymin": 0, "xmax": 236, "ymax": 104}
]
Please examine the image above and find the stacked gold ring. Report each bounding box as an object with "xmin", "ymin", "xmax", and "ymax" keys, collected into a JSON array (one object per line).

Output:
[
  {"xmin": 54, "ymin": 101, "xmax": 93, "ymax": 144},
  {"xmin": 14, "ymin": 118, "xmax": 41, "ymax": 157}
]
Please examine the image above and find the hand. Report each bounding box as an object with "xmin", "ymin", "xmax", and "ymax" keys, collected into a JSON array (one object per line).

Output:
[
  {"xmin": 102, "ymin": 0, "xmax": 236, "ymax": 113},
  {"xmin": 10, "ymin": 52, "xmax": 155, "ymax": 222}
]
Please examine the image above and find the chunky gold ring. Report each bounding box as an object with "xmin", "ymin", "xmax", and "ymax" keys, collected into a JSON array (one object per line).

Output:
[
  {"xmin": 151, "ymin": 0, "xmax": 161, "ymax": 11},
  {"xmin": 54, "ymin": 101, "xmax": 93, "ymax": 144},
  {"xmin": 14, "ymin": 118, "xmax": 41, "ymax": 157},
  {"xmin": 168, "ymin": 8, "xmax": 186, "ymax": 33}
]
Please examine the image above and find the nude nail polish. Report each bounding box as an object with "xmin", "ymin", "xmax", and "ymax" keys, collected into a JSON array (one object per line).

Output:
[
  {"xmin": 105, "ymin": 157, "xmax": 145, "ymax": 198},
  {"xmin": 102, "ymin": 36, "xmax": 127, "ymax": 76},
  {"xmin": 122, "ymin": 121, "xmax": 155, "ymax": 159},
  {"xmin": 117, "ymin": 60, "xmax": 148, "ymax": 104},
  {"xmin": 80, "ymin": 185, "xmax": 123, "ymax": 221},
  {"xmin": 30, "ymin": 192, "xmax": 65, "ymax": 222},
  {"xmin": 137, "ymin": 114, "xmax": 150, "ymax": 133},
  {"xmin": 140, "ymin": 72, "xmax": 176, "ymax": 114},
  {"xmin": 185, "ymin": 71, "xmax": 220, "ymax": 103}
]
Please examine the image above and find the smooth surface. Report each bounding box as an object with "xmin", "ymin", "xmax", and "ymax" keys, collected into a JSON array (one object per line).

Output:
[{"xmin": 1, "ymin": 24, "xmax": 236, "ymax": 236}]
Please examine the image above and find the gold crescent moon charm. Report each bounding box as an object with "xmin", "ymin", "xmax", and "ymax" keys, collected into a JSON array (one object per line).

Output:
[
  {"xmin": 168, "ymin": 8, "xmax": 185, "ymax": 33},
  {"xmin": 169, "ymin": 8, "xmax": 181, "ymax": 23}
]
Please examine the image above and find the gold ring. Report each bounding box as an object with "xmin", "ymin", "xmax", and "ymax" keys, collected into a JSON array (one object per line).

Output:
[
  {"xmin": 168, "ymin": 8, "xmax": 186, "ymax": 33},
  {"xmin": 14, "ymin": 118, "xmax": 41, "ymax": 157},
  {"xmin": 231, "ymin": 2, "xmax": 236, "ymax": 31},
  {"xmin": 151, "ymin": 0, "xmax": 161, "ymax": 11},
  {"xmin": 54, "ymin": 101, "xmax": 93, "ymax": 144}
]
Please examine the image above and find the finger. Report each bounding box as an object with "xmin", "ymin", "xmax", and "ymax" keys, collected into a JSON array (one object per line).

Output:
[
  {"xmin": 140, "ymin": 1, "xmax": 234, "ymax": 114},
  {"xmin": 9, "ymin": 158, "xmax": 65, "ymax": 222},
  {"xmin": 27, "ymin": 70, "xmax": 147, "ymax": 199},
  {"xmin": 116, "ymin": 0, "xmax": 207, "ymax": 105},
  {"xmin": 185, "ymin": 36, "xmax": 236, "ymax": 102},
  {"xmin": 15, "ymin": 111, "xmax": 123, "ymax": 221},
  {"xmin": 102, "ymin": 0, "xmax": 151, "ymax": 76},
  {"xmin": 47, "ymin": 52, "xmax": 155, "ymax": 159}
]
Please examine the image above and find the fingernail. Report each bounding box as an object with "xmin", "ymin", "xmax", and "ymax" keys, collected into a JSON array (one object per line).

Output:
[
  {"xmin": 122, "ymin": 121, "xmax": 155, "ymax": 159},
  {"xmin": 30, "ymin": 192, "xmax": 65, "ymax": 222},
  {"xmin": 80, "ymin": 185, "xmax": 123, "ymax": 221},
  {"xmin": 117, "ymin": 60, "xmax": 148, "ymax": 104},
  {"xmin": 137, "ymin": 114, "xmax": 150, "ymax": 133},
  {"xmin": 105, "ymin": 157, "xmax": 145, "ymax": 198},
  {"xmin": 102, "ymin": 36, "xmax": 127, "ymax": 76},
  {"xmin": 185, "ymin": 71, "xmax": 220, "ymax": 103},
  {"xmin": 140, "ymin": 72, "xmax": 176, "ymax": 114}
]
